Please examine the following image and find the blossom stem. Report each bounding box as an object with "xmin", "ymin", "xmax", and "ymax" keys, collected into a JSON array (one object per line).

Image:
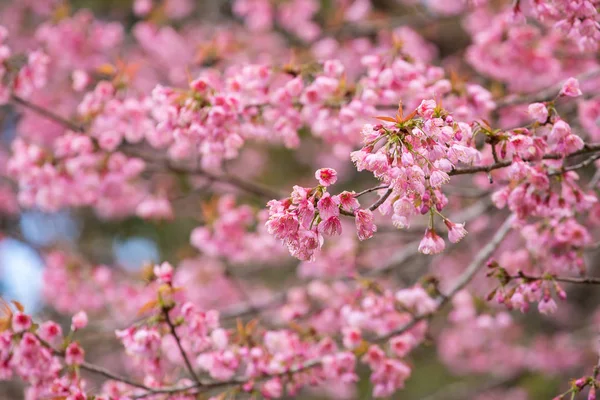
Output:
[
  {"xmin": 34, "ymin": 333, "xmax": 151, "ymax": 391},
  {"xmin": 377, "ymin": 214, "xmax": 515, "ymax": 341},
  {"xmin": 162, "ymin": 307, "xmax": 202, "ymax": 386}
]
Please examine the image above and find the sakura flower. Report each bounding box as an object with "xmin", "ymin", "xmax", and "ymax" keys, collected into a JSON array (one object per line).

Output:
[
  {"xmin": 342, "ymin": 327, "xmax": 362, "ymax": 350},
  {"xmin": 12, "ymin": 312, "xmax": 32, "ymax": 333},
  {"xmin": 317, "ymin": 193, "xmax": 340, "ymax": 220},
  {"xmin": 38, "ymin": 321, "xmax": 63, "ymax": 344},
  {"xmin": 429, "ymin": 170, "xmax": 450, "ymax": 188},
  {"xmin": 153, "ymin": 262, "xmax": 174, "ymax": 284},
  {"xmin": 528, "ymin": 102, "xmax": 549, "ymax": 123},
  {"xmin": 355, "ymin": 209, "xmax": 377, "ymax": 241},
  {"xmin": 559, "ymin": 77, "xmax": 582, "ymax": 97},
  {"xmin": 538, "ymin": 298, "xmax": 558, "ymax": 315},
  {"xmin": 71, "ymin": 311, "xmax": 88, "ymax": 331},
  {"xmin": 339, "ymin": 191, "xmax": 360, "ymax": 211},
  {"xmin": 418, "ymin": 228, "xmax": 445, "ymax": 254},
  {"xmin": 261, "ymin": 378, "xmax": 283, "ymax": 398},
  {"xmin": 315, "ymin": 168, "xmax": 338, "ymax": 187},
  {"xmin": 417, "ymin": 99, "xmax": 437, "ymax": 118},
  {"xmin": 444, "ymin": 220, "xmax": 467, "ymax": 243},
  {"xmin": 65, "ymin": 342, "xmax": 85, "ymax": 366},
  {"xmin": 390, "ymin": 334, "xmax": 416, "ymax": 358},
  {"xmin": 318, "ymin": 216, "xmax": 342, "ymax": 236}
]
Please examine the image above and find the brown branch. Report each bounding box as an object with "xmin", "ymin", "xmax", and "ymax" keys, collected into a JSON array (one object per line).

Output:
[
  {"xmin": 376, "ymin": 214, "xmax": 515, "ymax": 341},
  {"xmin": 131, "ymin": 214, "xmax": 516, "ymax": 399},
  {"xmin": 341, "ymin": 187, "xmax": 394, "ymax": 216},
  {"xmin": 165, "ymin": 162, "xmax": 284, "ymax": 200},
  {"xmin": 495, "ymin": 67, "xmax": 600, "ymax": 108},
  {"xmin": 10, "ymin": 95, "xmax": 85, "ymax": 133},
  {"xmin": 354, "ymin": 184, "xmax": 390, "ymax": 198},
  {"xmin": 450, "ymin": 143, "xmax": 600, "ymax": 176},
  {"xmin": 34, "ymin": 334, "xmax": 151, "ymax": 391},
  {"xmin": 510, "ymin": 273, "xmax": 600, "ymax": 285},
  {"xmin": 548, "ymin": 153, "xmax": 600, "ymax": 176},
  {"xmin": 162, "ymin": 307, "xmax": 202, "ymax": 386}
]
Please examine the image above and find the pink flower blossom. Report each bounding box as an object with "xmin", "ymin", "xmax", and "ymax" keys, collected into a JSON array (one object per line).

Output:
[
  {"xmin": 445, "ymin": 220, "xmax": 467, "ymax": 243},
  {"xmin": 528, "ymin": 102, "xmax": 549, "ymax": 123},
  {"xmin": 339, "ymin": 191, "xmax": 360, "ymax": 211},
  {"xmin": 355, "ymin": 209, "xmax": 377, "ymax": 241},
  {"xmin": 418, "ymin": 228, "xmax": 445, "ymax": 255},
  {"xmin": 153, "ymin": 262, "xmax": 174, "ymax": 284},
  {"xmin": 429, "ymin": 170, "xmax": 450, "ymax": 188},
  {"xmin": 559, "ymin": 77, "xmax": 582, "ymax": 97},
  {"xmin": 71, "ymin": 311, "xmax": 88, "ymax": 331},
  {"xmin": 65, "ymin": 342, "xmax": 85, "ymax": 365},
  {"xmin": 12, "ymin": 312, "xmax": 32, "ymax": 333},
  {"xmin": 538, "ymin": 298, "xmax": 558, "ymax": 315},
  {"xmin": 315, "ymin": 168, "xmax": 338, "ymax": 186},
  {"xmin": 342, "ymin": 327, "xmax": 362, "ymax": 350}
]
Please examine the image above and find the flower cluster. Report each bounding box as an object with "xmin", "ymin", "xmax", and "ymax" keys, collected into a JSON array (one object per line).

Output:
[
  {"xmin": 266, "ymin": 168, "xmax": 379, "ymax": 260},
  {"xmin": 0, "ymin": 26, "xmax": 49, "ymax": 104},
  {"xmin": 351, "ymin": 100, "xmax": 478, "ymax": 253}
]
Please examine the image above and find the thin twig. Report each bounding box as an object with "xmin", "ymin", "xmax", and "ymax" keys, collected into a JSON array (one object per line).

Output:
[
  {"xmin": 510, "ymin": 273, "xmax": 600, "ymax": 285},
  {"xmin": 10, "ymin": 95, "xmax": 85, "ymax": 132},
  {"xmin": 162, "ymin": 307, "xmax": 202, "ymax": 386},
  {"xmin": 166, "ymin": 163, "xmax": 284, "ymax": 200},
  {"xmin": 341, "ymin": 187, "xmax": 395, "ymax": 216},
  {"xmin": 450, "ymin": 143, "xmax": 600, "ymax": 176},
  {"xmin": 495, "ymin": 68, "xmax": 600, "ymax": 108},
  {"xmin": 354, "ymin": 184, "xmax": 390, "ymax": 198},
  {"xmin": 34, "ymin": 333, "xmax": 151, "ymax": 391},
  {"xmin": 548, "ymin": 153, "xmax": 600, "ymax": 176}
]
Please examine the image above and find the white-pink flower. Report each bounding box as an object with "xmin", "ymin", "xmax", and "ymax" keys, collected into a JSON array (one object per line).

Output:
[
  {"xmin": 153, "ymin": 262, "xmax": 174, "ymax": 284},
  {"xmin": 560, "ymin": 77, "xmax": 582, "ymax": 97},
  {"xmin": 71, "ymin": 311, "xmax": 88, "ymax": 331},
  {"xmin": 445, "ymin": 220, "xmax": 467, "ymax": 243},
  {"xmin": 418, "ymin": 228, "xmax": 445, "ymax": 255},
  {"xmin": 527, "ymin": 102, "xmax": 549, "ymax": 123}
]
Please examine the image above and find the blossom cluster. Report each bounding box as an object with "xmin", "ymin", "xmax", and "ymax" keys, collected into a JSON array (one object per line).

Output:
[{"xmin": 266, "ymin": 167, "xmax": 379, "ymax": 260}]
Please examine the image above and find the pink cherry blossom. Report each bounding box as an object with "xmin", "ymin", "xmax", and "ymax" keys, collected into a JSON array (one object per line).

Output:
[
  {"xmin": 71, "ymin": 311, "xmax": 88, "ymax": 331},
  {"xmin": 315, "ymin": 168, "xmax": 338, "ymax": 186},
  {"xmin": 418, "ymin": 228, "xmax": 445, "ymax": 255},
  {"xmin": 528, "ymin": 102, "xmax": 549, "ymax": 123},
  {"xmin": 559, "ymin": 77, "xmax": 582, "ymax": 97}
]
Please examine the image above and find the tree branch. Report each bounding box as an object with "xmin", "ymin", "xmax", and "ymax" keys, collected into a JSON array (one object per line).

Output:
[
  {"xmin": 495, "ymin": 67, "xmax": 600, "ymax": 108},
  {"xmin": 376, "ymin": 214, "xmax": 515, "ymax": 341},
  {"xmin": 162, "ymin": 307, "xmax": 202, "ymax": 386},
  {"xmin": 510, "ymin": 273, "xmax": 600, "ymax": 285},
  {"xmin": 10, "ymin": 95, "xmax": 85, "ymax": 133}
]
